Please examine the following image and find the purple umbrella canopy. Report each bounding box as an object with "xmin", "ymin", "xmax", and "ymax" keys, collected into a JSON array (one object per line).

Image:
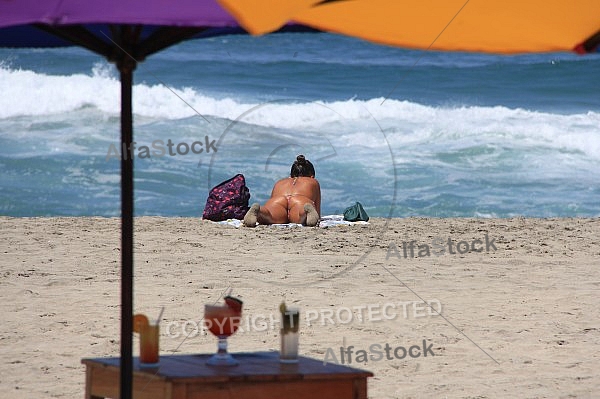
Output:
[
  {"xmin": 0, "ymin": 2, "xmax": 244, "ymax": 398},
  {"xmin": 0, "ymin": 0, "xmax": 236, "ymax": 27}
]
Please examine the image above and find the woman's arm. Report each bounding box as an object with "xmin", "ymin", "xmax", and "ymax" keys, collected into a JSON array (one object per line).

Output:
[{"xmin": 314, "ymin": 179, "xmax": 321, "ymax": 216}]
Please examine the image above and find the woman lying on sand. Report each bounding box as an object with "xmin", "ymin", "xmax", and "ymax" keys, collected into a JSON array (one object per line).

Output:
[{"xmin": 243, "ymin": 155, "xmax": 321, "ymax": 227}]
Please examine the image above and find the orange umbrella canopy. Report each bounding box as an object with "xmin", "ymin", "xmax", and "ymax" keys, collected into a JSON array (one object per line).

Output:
[{"xmin": 219, "ymin": 0, "xmax": 600, "ymax": 54}]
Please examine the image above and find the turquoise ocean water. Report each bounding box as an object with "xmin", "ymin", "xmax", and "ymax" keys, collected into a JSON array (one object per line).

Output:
[{"xmin": 0, "ymin": 33, "xmax": 599, "ymax": 217}]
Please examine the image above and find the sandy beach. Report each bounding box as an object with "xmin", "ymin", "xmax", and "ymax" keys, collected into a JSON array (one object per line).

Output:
[{"xmin": 1, "ymin": 216, "xmax": 599, "ymax": 398}]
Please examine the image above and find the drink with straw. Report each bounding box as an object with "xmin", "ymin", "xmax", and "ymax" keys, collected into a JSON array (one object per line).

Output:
[
  {"xmin": 139, "ymin": 322, "xmax": 159, "ymax": 364},
  {"xmin": 133, "ymin": 307, "xmax": 163, "ymax": 367},
  {"xmin": 279, "ymin": 302, "xmax": 300, "ymax": 363}
]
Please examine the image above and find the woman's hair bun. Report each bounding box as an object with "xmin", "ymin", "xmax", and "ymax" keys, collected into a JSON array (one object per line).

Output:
[{"xmin": 290, "ymin": 154, "xmax": 315, "ymax": 177}]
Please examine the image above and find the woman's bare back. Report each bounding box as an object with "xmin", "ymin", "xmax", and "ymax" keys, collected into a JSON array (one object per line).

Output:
[{"xmin": 271, "ymin": 177, "xmax": 320, "ymax": 209}]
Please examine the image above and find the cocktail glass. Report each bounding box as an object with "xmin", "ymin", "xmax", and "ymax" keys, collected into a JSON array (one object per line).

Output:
[
  {"xmin": 204, "ymin": 303, "xmax": 242, "ymax": 366},
  {"xmin": 280, "ymin": 308, "xmax": 300, "ymax": 363},
  {"xmin": 139, "ymin": 322, "xmax": 160, "ymax": 367}
]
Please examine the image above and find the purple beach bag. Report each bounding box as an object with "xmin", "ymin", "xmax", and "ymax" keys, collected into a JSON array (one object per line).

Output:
[{"xmin": 202, "ymin": 174, "xmax": 251, "ymax": 221}]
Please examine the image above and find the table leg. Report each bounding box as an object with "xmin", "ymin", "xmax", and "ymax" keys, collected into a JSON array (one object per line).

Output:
[
  {"xmin": 354, "ymin": 378, "xmax": 368, "ymax": 399},
  {"xmin": 85, "ymin": 365, "xmax": 105, "ymax": 399}
]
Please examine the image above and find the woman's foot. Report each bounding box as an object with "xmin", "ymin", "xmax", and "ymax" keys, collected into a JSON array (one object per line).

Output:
[
  {"xmin": 243, "ymin": 203, "xmax": 260, "ymax": 227},
  {"xmin": 303, "ymin": 203, "xmax": 319, "ymax": 227}
]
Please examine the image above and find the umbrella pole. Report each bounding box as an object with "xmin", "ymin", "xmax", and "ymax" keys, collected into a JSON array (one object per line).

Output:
[{"xmin": 119, "ymin": 55, "xmax": 136, "ymax": 399}]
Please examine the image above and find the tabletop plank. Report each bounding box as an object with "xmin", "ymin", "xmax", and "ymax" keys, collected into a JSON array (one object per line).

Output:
[{"xmin": 82, "ymin": 351, "xmax": 373, "ymax": 384}]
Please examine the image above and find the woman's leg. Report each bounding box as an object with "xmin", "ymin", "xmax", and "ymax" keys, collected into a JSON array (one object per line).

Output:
[
  {"xmin": 260, "ymin": 199, "xmax": 288, "ymax": 224},
  {"xmin": 243, "ymin": 197, "xmax": 288, "ymax": 227},
  {"xmin": 288, "ymin": 197, "xmax": 319, "ymax": 226},
  {"xmin": 243, "ymin": 203, "xmax": 261, "ymax": 227},
  {"xmin": 303, "ymin": 203, "xmax": 320, "ymax": 227}
]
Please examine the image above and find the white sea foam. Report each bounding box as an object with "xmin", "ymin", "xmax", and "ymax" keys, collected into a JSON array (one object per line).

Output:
[{"xmin": 1, "ymin": 65, "xmax": 599, "ymax": 162}]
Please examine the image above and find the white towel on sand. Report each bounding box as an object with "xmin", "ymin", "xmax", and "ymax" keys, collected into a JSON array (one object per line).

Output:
[{"xmin": 209, "ymin": 214, "xmax": 369, "ymax": 228}]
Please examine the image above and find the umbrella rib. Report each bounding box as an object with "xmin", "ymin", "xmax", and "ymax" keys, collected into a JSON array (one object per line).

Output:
[
  {"xmin": 579, "ymin": 29, "xmax": 600, "ymax": 53},
  {"xmin": 100, "ymin": 30, "xmax": 210, "ymax": 123},
  {"xmin": 137, "ymin": 27, "xmax": 209, "ymax": 59},
  {"xmin": 33, "ymin": 24, "xmax": 112, "ymax": 58}
]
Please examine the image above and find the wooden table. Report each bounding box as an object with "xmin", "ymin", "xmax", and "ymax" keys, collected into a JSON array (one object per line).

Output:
[{"xmin": 82, "ymin": 351, "xmax": 373, "ymax": 399}]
